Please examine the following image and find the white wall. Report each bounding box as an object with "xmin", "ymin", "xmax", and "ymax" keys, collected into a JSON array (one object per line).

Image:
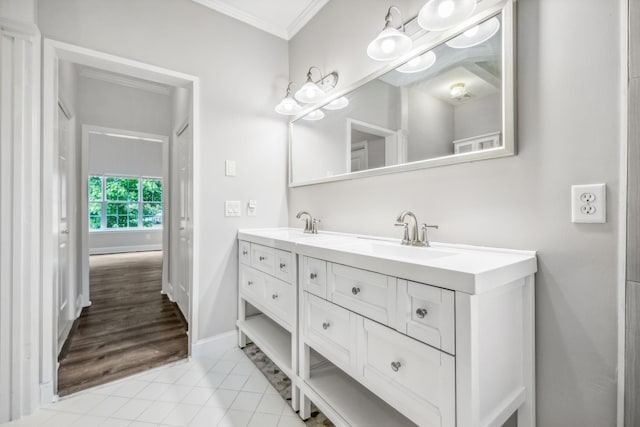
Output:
[
  {"xmin": 407, "ymin": 88, "xmax": 454, "ymax": 160},
  {"xmin": 37, "ymin": 0, "xmax": 289, "ymax": 341},
  {"xmin": 454, "ymin": 92, "xmax": 502, "ymax": 140},
  {"xmin": 288, "ymin": 0, "xmax": 621, "ymax": 426}
]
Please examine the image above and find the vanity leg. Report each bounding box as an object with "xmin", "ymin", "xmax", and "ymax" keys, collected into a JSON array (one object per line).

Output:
[
  {"xmin": 291, "ymin": 326, "xmax": 300, "ymax": 411},
  {"xmin": 518, "ymin": 275, "xmax": 536, "ymax": 427},
  {"xmin": 238, "ymin": 297, "xmax": 247, "ymax": 348},
  {"xmin": 298, "ymin": 343, "xmax": 311, "ymax": 420}
]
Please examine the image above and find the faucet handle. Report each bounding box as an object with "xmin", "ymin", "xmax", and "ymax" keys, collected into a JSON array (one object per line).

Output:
[
  {"xmin": 420, "ymin": 224, "xmax": 439, "ymax": 247},
  {"xmin": 311, "ymin": 219, "xmax": 321, "ymax": 234},
  {"xmin": 395, "ymin": 223, "xmax": 410, "ymax": 245}
]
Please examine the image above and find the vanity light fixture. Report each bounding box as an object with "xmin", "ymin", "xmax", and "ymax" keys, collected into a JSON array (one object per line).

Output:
[
  {"xmin": 322, "ymin": 96, "xmax": 349, "ymax": 110},
  {"xmin": 294, "ymin": 67, "xmax": 339, "ymax": 104},
  {"xmin": 275, "ymin": 82, "xmax": 303, "ymax": 115},
  {"xmin": 450, "ymin": 82, "xmax": 467, "ymax": 99},
  {"xmin": 397, "ymin": 51, "xmax": 437, "ymax": 73},
  {"xmin": 418, "ymin": 0, "xmax": 477, "ymax": 31},
  {"xmin": 302, "ymin": 109, "xmax": 325, "ymax": 121},
  {"xmin": 446, "ymin": 17, "xmax": 500, "ymax": 48},
  {"xmin": 367, "ymin": 6, "xmax": 412, "ymax": 61}
]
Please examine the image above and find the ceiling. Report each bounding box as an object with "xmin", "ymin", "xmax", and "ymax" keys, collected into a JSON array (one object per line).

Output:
[{"xmin": 192, "ymin": 0, "xmax": 330, "ymax": 40}]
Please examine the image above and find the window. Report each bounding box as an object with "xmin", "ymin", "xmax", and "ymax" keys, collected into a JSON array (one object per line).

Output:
[{"xmin": 89, "ymin": 175, "xmax": 163, "ymax": 230}]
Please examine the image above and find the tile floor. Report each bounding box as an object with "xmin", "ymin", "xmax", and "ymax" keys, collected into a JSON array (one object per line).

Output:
[{"xmin": 2, "ymin": 346, "xmax": 305, "ymax": 427}]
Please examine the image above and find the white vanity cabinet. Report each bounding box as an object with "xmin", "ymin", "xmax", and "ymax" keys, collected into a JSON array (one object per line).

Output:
[{"xmin": 237, "ymin": 228, "xmax": 536, "ymax": 427}]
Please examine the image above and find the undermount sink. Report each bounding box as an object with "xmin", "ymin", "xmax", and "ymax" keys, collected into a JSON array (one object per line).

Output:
[
  {"xmin": 246, "ymin": 228, "xmax": 340, "ymax": 242},
  {"xmin": 341, "ymin": 240, "xmax": 454, "ymax": 262}
]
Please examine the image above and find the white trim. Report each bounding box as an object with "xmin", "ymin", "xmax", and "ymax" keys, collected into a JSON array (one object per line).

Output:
[
  {"xmin": 78, "ymin": 66, "xmax": 172, "ymax": 96},
  {"xmin": 191, "ymin": 0, "xmax": 328, "ymax": 40},
  {"xmin": 89, "ymin": 245, "xmax": 162, "ymax": 255},
  {"xmin": 42, "ymin": 39, "xmax": 200, "ymax": 404},
  {"xmin": 191, "ymin": 331, "xmax": 237, "ymax": 358}
]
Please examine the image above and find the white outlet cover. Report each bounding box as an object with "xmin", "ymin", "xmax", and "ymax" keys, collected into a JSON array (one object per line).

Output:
[
  {"xmin": 571, "ymin": 183, "xmax": 606, "ymax": 223},
  {"xmin": 225, "ymin": 200, "xmax": 241, "ymax": 217},
  {"xmin": 247, "ymin": 200, "xmax": 257, "ymax": 217},
  {"xmin": 225, "ymin": 160, "xmax": 237, "ymax": 177}
]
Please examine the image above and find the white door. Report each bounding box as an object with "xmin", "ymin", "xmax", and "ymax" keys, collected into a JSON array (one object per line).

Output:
[
  {"xmin": 57, "ymin": 104, "xmax": 73, "ymax": 353},
  {"xmin": 175, "ymin": 121, "xmax": 192, "ymax": 320},
  {"xmin": 351, "ymin": 141, "xmax": 368, "ymax": 172}
]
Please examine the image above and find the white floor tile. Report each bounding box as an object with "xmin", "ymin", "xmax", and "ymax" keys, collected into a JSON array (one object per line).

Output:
[
  {"xmin": 218, "ymin": 375, "xmax": 248, "ymax": 391},
  {"xmin": 264, "ymin": 385, "xmax": 280, "ymax": 396},
  {"xmin": 153, "ymin": 370, "xmax": 187, "ymax": 385},
  {"xmin": 160, "ymin": 403, "xmax": 200, "ymax": 426},
  {"xmin": 98, "ymin": 418, "xmax": 131, "ymax": 427},
  {"xmin": 195, "ymin": 372, "xmax": 225, "ymax": 389},
  {"xmin": 111, "ymin": 380, "xmax": 150, "ymax": 399},
  {"xmin": 187, "ymin": 406, "xmax": 226, "ymax": 427},
  {"xmin": 220, "ymin": 348, "xmax": 245, "ymax": 362},
  {"xmin": 181, "ymin": 387, "xmax": 215, "ymax": 406},
  {"xmin": 175, "ymin": 370, "xmax": 206, "ymax": 387},
  {"xmin": 255, "ymin": 394, "xmax": 286, "ymax": 415},
  {"xmin": 68, "ymin": 414, "xmax": 109, "ymax": 426},
  {"xmin": 111, "ymin": 399, "xmax": 152, "ymax": 420},
  {"xmin": 241, "ymin": 375, "xmax": 268, "ymax": 394},
  {"xmin": 230, "ymin": 392, "xmax": 262, "ymax": 413},
  {"xmin": 210, "ymin": 360, "xmax": 237, "ymax": 375},
  {"xmin": 205, "ymin": 389, "xmax": 239, "ymax": 409},
  {"xmin": 39, "ymin": 411, "xmax": 81, "ymax": 427},
  {"xmin": 136, "ymin": 383, "xmax": 171, "ymax": 400},
  {"xmin": 230, "ymin": 362, "xmax": 255, "ymax": 376},
  {"xmin": 136, "ymin": 401, "xmax": 176, "ymax": 424},
  {"xmin": 156, "ymin": 385, "xmax": 193, "ymax": 403},
  {"xmin": 217, "ymin": 409, "xmax": 253, "ymax": 427},
  {"xmin": 87, "ymin": 396, "xmax": 130, "ymax": 417},
  {"xmin": 276, "ymin": 415, "xmax": 305, "ymax": 427},
  {"xmin": 247, "ymin": 412, "xmax": 280, "ymax": 427},
  {"xmin": 128, "ymin": 422, "xmax": 159, "ymax": 427},
  {"xmin": 53, "ymin": 393, "xmax": 106, "ymax": 414}
]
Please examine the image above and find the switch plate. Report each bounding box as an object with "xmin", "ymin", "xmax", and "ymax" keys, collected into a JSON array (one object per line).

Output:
[
  {"xmin": 225, "ymin": 160, "xmax": 237, "ymax": 177},
  {"xmin": 571, "ymin": 184, "xmax": 606, "ymax": 223},
  {"xmin": 225, "ymin": 200, "xmax": 241, "ymax": 217},
  {"xmin": 247, "ymin": 200, "xmax": 257, "ymax": 217}
]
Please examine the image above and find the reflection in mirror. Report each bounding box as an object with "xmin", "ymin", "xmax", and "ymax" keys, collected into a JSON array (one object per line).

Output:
[{"xmin": 290, "ymin": 7, "xmax": 511, "ymax": 186}]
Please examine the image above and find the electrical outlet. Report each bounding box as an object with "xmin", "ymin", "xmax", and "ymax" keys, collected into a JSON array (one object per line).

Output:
[{"xmin": 571, "ymin": 184, "xmax": 606, "ymax": 223}]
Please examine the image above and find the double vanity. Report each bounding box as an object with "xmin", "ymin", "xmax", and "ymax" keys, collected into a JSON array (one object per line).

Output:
[{"xmin": 236, "ymin": 223, "xmax": 536, "ymax": 427}]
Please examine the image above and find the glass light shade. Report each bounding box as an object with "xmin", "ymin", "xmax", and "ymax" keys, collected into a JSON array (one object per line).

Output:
[
  {"xmin": 450, "ymin": 82, "xmax": 466, "ymax": 98},
  {"xmin": 302, "ymin": 109, "xmax": 325, "ymax": 121},
  {"xmin": 367, "ymin": 27, "xmax": 412, "ymax": 61},
  {"xmin": 323, "ymin": 96, "xmax": 349, "ymax": 110},
  {"xmin": 275, "ymin": 96, "xmax": 302, "ymax": 115},
  {"xmin": 418, "ymin": 0, "xmax": 477, "ymax": 31},
  {"xmin": 295, "ymin": 81, "xmax": 326, "ymax": 103},
  {"xmin": 446, "ymin": 17, "xmax": 500, "ymax": 48},
  {"xmin": 397, "ymin": 51, "xmax": 437, "ymax": 73}
]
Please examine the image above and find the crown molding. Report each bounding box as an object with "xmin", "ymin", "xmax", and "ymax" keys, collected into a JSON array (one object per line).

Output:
[
  {"xmin": 78, "ymin": 67, "xmax": 171, "ymax": 96},
  {"xmin": 192, "ymin": 0, "xmax": 329, "ymax": 40}
]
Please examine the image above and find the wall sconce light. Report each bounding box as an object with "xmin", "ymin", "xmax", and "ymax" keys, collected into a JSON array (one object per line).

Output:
[
  {"xmin": 418, "ymin": 0, "xmax": 477, "ymax": 31},
  {"xmin": 397, "ymin": 51, "xmax": 437, "ymax": 73},
  {"xmin": 450, "ymin": 82, "xmax": 467, "ymax": 99},
  {"xmin": 446, "ymin": 17, "xmax": 500, "ymax": 48},
  {"xmin": 323, "ymin": 96, "xmax": 349, "ymax": 110},
  {"xmin": 302, "ymin": 109, "xmax": 325, "ymax": 121},
  {"xmin": 294, "ymin": 67, "xmax": 339, "ymax": 104},
  {"xmin": 367, "ymin": 6, "xmax": 412, "ymax": 61},
  {"xmin": 275, "ymin": 82, "xmax": 303, "ymax": 115}
]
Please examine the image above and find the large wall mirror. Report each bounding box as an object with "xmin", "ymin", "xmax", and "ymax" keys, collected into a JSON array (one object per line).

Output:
[{"xmin": 289, "ymin": 0, "xmax": 514, "ymax": 186}]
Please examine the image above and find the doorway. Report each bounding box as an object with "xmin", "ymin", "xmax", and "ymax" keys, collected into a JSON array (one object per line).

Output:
[{"xmin": 42, "ymin": 39, "xmax": 200, "ymax": 401}]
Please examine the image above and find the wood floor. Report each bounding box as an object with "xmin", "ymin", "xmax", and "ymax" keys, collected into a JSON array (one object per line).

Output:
[{"xmin": 57, "ymin": 251, "xmax": 188, "ymax": 396}]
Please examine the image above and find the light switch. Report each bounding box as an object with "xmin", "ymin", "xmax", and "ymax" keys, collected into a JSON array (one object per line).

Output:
[
  {"xmin": 247, "ymin": 200, "xmax": 257, "ymax": 217},
  {"xmin": 225, "ymin": 160, "xmax": 237, "ymax": 177},
  {"xmin": 225, "ymin": 200, "xmax": 241, "ymax": 217}
]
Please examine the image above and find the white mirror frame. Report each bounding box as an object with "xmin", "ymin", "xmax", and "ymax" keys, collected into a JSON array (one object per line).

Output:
[{"xmin": 288, "ymin": 0, "xmax": 515, "ymax": 187}]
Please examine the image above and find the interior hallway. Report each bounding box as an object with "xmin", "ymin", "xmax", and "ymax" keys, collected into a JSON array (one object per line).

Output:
[{"xmin": 57, "ymin": 251, "xmax": 188, "ymax": 396}]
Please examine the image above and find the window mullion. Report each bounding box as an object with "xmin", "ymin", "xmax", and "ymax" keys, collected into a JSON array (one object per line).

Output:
[
  {"xmin": 101, "ymin": 176, "xmax": 106, "ymax": 229},
  {"xmin": 138, "ymin": 178, "xmax": 143, "ymax": 229}
]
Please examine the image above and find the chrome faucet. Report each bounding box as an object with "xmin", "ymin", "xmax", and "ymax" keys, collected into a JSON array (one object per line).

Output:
[
  {"xmin": 395, "ymin": 211, "xmax": 438, "ymax": 247},
  {"xmin": 296, "ymin": 211, "xmax": 320, "ymax": 234}
]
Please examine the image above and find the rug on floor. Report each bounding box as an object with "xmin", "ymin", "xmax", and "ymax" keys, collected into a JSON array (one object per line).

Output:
[{"xmin": 242, "ymin": 343, "xmax": 334, "ymax": 427}]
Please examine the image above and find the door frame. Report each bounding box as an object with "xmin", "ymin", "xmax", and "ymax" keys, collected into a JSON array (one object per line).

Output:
[{"xmin": 42, "ymin": 39, "xmax": 201, "ymax": 402}]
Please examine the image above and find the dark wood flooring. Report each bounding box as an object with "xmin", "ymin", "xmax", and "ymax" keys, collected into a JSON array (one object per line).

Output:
[{"xmin": 57, "ymin": 251, "xmax": 188, "ymax": 396}]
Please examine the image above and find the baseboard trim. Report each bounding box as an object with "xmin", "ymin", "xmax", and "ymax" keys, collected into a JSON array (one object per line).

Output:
[
  {"xmin": 40, "ymin": 382, "xmax": 54, "ymax": 406},
  {"xmin": 89, "ymin": 245, "xmax": 162, "ymax": 255},
  {"xmin": 192, "ymin": 331, "xmax": 237, "ymax": 358}
]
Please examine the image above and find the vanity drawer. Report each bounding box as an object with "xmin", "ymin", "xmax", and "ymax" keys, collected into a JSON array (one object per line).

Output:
[
  {"xmin": 264, "ymin": 275, "xmax": 294, "ymax": 327},
  {"xmin": 239, "ymin": 241, "xmax": 251, "ymax": 265},
  {"xmin": 327, "ymin": 263, "xmax": 396, "ymax": 325},
  {"xmin": 239, "ymin": 265, "xmax": 265, "ymax": 303},
  {"xmin": 357, "ymin": 318, "xmax": 455, "ymax": 427},
  {"xmin": 396, "ymin": 280, "xmax": 456, "ymax": 354},
  {"xmin": 274, "ymin": 249, "xmax": 293, "ymax": 283},
  {"xmin": 251, "ymin": 243, "xmax": 275, "ymax": 276},
  {"xmin": 302, "ymin": 257, "xmax": 327, "ymax": 298},
  {"xmin": 303, "ymin": 292, "xmax": 357, "ymax": 372}
]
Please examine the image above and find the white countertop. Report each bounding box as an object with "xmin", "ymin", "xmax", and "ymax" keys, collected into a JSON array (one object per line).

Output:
[{"xmin": 238, "ymin": 228, "xmax": 537, "ymax": 294}]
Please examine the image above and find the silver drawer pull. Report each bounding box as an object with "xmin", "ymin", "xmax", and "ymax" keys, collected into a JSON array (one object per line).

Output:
[
  {"xmin": 310, "ymin": 273, "xmax": 317, "ymax": 279},
  {"xmin": 247, "ymin": 281, "xmax": 253, "ymax": 286},
  {"xmin": 390, "ymin": 361, "xmax": 402, "ymax": 372},
  {"xmin": 242, "ymin": 250, "xmax": 248, "ymax": 255},
  {"xmin": 351, "ymin": 286, "xmax": 361, "ymax": 295},
  {"xmin": 272, "ymin": 294, "xmax": 278, "ymax": 300},
  {"xmin": 259, "ymin": 256, "xmax": 266, "ymax": 261},
  {"xmin": 280, "ymin": 263, "xmax": 286, "ymax": 269},
  {"xmin": 416, "ymin": 308, "xmax": 428, "ymax": 319},
  {"xmin": 322, "ymin": 322, "xmax": 330, "ymax": 330}
]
